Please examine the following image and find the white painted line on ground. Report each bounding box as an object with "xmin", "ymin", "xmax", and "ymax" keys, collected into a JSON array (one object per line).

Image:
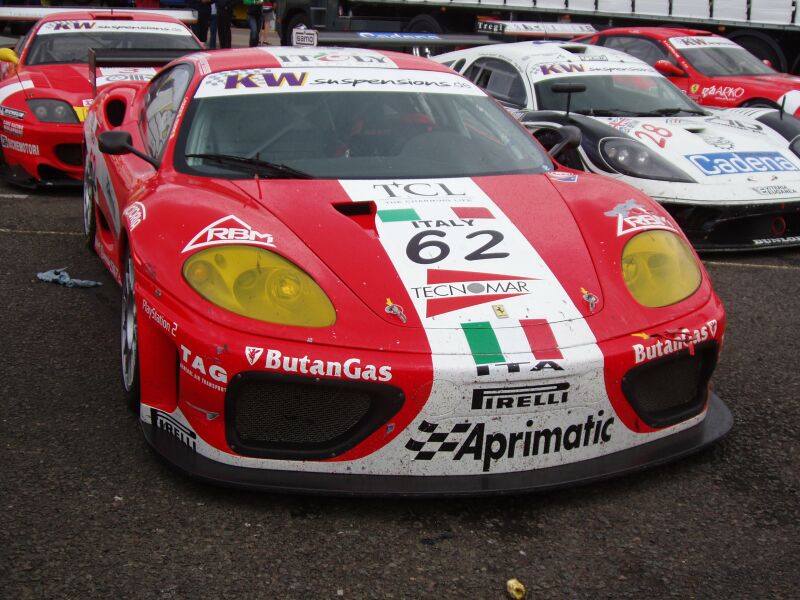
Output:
[
  {"xmin": 704, "ymin": 260, "xmax": 800, "ymax": 271},
  {"xmin": 0, "ymin": 227, "xmax": 82, "ymax": 237},
  {"xmin": 0, "ymin": 193, "xmax": 29, "ymax": 199}
]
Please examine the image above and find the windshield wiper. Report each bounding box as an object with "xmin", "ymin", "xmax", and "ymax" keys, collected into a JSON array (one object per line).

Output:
[
  {"xmin": 573, "ymin": 108, "xmax": 643, "ymax": 117},
  {"xmin": 184, "ymin": 153, "xmax": 313, "ymax": 179},
  {"xmin": 638, "ymin": 108, "xmax": 709, "ymax": 117}
]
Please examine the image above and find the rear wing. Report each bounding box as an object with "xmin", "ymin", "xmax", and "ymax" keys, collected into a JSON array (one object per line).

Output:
[
  {"xmin": 0, "ymin": 7, "xmax": 197, "ymax": 24},
  {"xmin": 291, "ymin": 28, "xmax": 502, "ymax": 55},
  {"xmin": 475, "ymin": 21, "xmax": 596, "ymax": 39},
  {"xmin": 88, "ymin": 47, "xmax": 195, "ymax": 96}
]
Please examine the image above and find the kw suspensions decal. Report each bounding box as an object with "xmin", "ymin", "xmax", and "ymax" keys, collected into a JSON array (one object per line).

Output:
[{"xmin": 339, "ymin": 178, "xmax": 615, "ymax": 474}]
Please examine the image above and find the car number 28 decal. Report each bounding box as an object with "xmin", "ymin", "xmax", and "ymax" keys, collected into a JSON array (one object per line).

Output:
[{"xmin": 633, "ymin": 123, "xmax": 672, "ymax": 148}]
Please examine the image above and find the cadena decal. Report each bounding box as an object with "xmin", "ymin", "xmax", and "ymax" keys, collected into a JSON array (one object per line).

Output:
[{"xmin": 686, "ymin": 151, "xmax": 799, "ymax": 176}]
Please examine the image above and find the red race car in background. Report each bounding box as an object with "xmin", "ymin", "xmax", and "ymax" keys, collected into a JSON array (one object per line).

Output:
[
  {"xmin": 83, "ymin": 46, "xmax": 731, "ymax": 495},
  {"xmin": 0, "ymin": 8, "xmax": 201, "ymax": 187},
  {"xmin": 575, "ymin": 28, "xmax": 800, "ymax": 115}
]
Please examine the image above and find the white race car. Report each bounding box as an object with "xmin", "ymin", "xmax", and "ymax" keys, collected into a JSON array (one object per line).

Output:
[{"xmin": 435, "ymin": 41, "xmax": 800, "ymax": 251}]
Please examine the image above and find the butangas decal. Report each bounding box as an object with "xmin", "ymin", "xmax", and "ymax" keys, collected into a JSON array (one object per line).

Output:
[
  {"xmin": 632, "ymin": 320, "xmax": 717, "ymax": 364},
  {"xmin": 246, "ymin": 347, "xmax": 393, "ymax": 382},
  {"xmin": 182, "ymin": 215, "xmax": 275, "ymax": 253},
  {"xmin": 604, "ymin": 200, "xmax": 676, "ymax": 236}
]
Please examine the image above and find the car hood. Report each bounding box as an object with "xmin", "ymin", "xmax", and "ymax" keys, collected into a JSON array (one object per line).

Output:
[
  {"xmin": 232, "ymin": 175, "xmax": 611, "ymax": 337},
  {"xmin": 592, "ymin": 113, "xmax": 800, "ymax": 185},
  {"xmin": 19, "ymin": 64, "xmax": 156, "ymax": 104}
]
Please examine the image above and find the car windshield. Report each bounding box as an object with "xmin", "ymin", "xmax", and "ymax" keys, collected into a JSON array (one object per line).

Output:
[
  {"xmin": 680, "ymin": 47, "xmax": 776, "ymax": 77},
  {"xmin": 175, "ymin": 77, "xmax": 553, "ymax": 180},
  {"xmin": 25, "ymin": 31, "xmax": 200, "ymax": 65},
  {"xmin": 534, "ymin": 74, "xmax": 703, "ymax": 116}
]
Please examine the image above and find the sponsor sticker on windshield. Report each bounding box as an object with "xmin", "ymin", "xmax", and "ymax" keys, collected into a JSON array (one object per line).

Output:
[
  {"xmin": 38, "ymin": 21, "xmax": 192, "ymax": 35},
  {"xmin": 669, "ymin": 36, "xmax": 739, "ymax": 49},
  {"xmin": 196, "ymin": 68, "xmax": 484, "ymax": 97}
]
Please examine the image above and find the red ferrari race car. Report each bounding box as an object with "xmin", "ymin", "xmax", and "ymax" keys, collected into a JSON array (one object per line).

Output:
[
  {"xmin": 0, "ymin": 8, "xmax": 201, "ymax": 187},
  {"xmin": 84, "ymin": 46, "xmax": 732, "ymax": 495},
  {"xmin": 575, "ymin": 28, "xmax": 800, "ymax": 115}
]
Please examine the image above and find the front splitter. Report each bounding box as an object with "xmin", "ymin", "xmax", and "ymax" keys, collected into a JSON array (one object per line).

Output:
[{"xmin": 141, "ymin": 393, "xmax": 733, "ymax": 497}]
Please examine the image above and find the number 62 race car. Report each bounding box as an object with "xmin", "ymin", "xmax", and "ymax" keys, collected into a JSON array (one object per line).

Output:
[{"xmin": 84, "ymin": 46, "xmax": 731, "ymax": 495}]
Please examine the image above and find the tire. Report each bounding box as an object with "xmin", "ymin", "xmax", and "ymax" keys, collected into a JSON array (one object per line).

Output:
[
  {"xmin": 728, "ymin": 31, "xmax": 786, "ymax": 73},
  {"xmin": 404, "ymin": 14, "xmax": 444, "ymax": 34},
  {"xmin": 83, "ymin": 160, "xmax": 96, "ymax": 252},
  {"xmin": 741, "ymin": 99, "xmax": 780, "ymax": 109},
  {"xmin": 121, "ymin": 248, "xmax": 140, "ymax": 412},
  {"xmin": 282, "ymin": 12, "xmax": 311, "ymax": 46}
]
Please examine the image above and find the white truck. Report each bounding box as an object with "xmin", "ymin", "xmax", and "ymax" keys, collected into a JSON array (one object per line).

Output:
[{"xmin": 274, "ymin": 0, "xmax": 800, "ymax": 72}]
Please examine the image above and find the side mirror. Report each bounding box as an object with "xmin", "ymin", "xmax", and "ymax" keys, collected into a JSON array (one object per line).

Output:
[
  {"xmin": 0, "ymin": 48, "xmax": 19, "ymax": 65},
  {"xmin": 549, "ymin": 125, "xmax": 582, "ymax": 159},
  {"xmin": 98, "ymin": 130, "xmax": 158, "ymax": 169},
  {"xmin": 654, "ymin": 60, "xmax": 685, "ymax": 77},
  {"xmin": 762, "ymin": 58, "xmax": 773, "ymax": 68}
]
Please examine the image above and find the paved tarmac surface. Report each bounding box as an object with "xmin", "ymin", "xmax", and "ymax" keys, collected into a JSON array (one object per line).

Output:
[
  {"xmin": 1, "ymin": 181, "xmax": 798, "ymax": 599},
  {"xmin": 1, "ymin": 29, "xmax": 799, "ymax": 600}
]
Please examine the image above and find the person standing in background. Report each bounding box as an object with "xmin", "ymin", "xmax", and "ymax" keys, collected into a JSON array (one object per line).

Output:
[
  {"xmin": 217, "ymin": 0, "xmax": 236, "ymax": 49},
  {"xmin": 245, "ymin": 0, "xmax": 265, "ymax": 47},
  {"xmin": 209, "ymin": 0, "xmax": 218, "ymax": 49},
  {"xmin": 189, "ymin": 0, "xmax": 212, "ymax": 45}
]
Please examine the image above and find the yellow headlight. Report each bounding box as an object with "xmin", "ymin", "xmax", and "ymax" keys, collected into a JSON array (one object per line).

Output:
[
  {"xmin": 183, "ymin": 246, "xmax": 336, "ymax": 327},
  {"xmin": 621, "ymin": 230, "xmax": 701, "ymax": 308}
]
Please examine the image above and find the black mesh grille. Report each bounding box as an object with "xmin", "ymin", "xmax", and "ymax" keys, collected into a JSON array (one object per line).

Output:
[
  {"xmin": 235, "ymin": 380, "xmax": 371, "ymax": 444},
  {"xmin": 54, "ymin": 144, "xmax": 83, "ymax": 166},
  {"xmin": 225, "ymin": 372, "xmax": 404, "ymax": 460},
  {"xmin": 622, "ymin": 341, "xmax": 718, "ymax": 429}
]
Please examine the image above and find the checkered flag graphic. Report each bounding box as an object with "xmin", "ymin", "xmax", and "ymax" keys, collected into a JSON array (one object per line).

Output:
[
  {"xmin": 405, "ymin": 421, "xmax": 471, "ymax": 460},
  {"xmin": 202, "ymin": 69, "xmax": 267, "ymax": 87}
]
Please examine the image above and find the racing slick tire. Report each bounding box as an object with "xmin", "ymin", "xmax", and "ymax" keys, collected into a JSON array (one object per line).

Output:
[
  {"xmin": 405, "ymin": 14, "xmax": 444, "ymax": 34},
  {"xmin": 121, "ymin": 248, "xmax": 141, "ymax": 412},
  {"xmin": 83, "ymin": 160, "xmax": 96, "ymax": 252},
  {"xmin": 742, "ymin": 99, "xmax": 780, "ymax": 109}
]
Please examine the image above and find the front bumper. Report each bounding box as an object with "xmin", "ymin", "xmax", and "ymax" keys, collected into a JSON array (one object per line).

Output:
[
  {"xmin": 0, "ymin": 121, "xmax": 83, "ymax": 187},
  {"xmin": 661, "ymin": 200, "xmax": 800, "ymax": 252},
  {"xmin": 142, "ymin": 393, "xmax": 731, "ymax": 497}
]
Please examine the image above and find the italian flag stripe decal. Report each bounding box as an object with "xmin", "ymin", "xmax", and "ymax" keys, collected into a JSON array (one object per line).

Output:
[
  {"xmin": 462, "ymin": 320, "xmax": 564, "ymax": 364},
  {"xmin": 460, "ymin": 322, "xmax": 505, "ymax": 364},
  {"xmin": 377, "ymin": 208, "xmax": 420, "ymax": 222},
  {"xmin": 521, "ymin": 318, "xmax": 564, "ymax": 360}
]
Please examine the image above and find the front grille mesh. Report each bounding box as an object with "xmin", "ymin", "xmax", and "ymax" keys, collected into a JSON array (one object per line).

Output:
[
  {"xmin": 622, "ymin": 341, "xmax": 718, "ymax": 428},
  {"xmin": 233, "ymin": 379, "xmax": 372, "ymax": 445}
]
